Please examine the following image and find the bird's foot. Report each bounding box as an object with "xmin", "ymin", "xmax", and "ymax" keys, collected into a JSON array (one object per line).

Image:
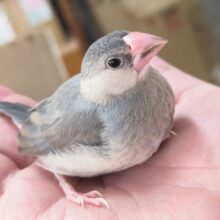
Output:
[
  {"xmin": 54, "ymin": 174, "xmax": 109, "ymax": 208},
  {"xmin": 66, "ymin": 190, "xmax": 109, "ymax": 208}
]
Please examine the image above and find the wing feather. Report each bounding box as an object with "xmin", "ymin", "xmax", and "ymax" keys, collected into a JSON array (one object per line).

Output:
[{"xmin": 18, "ymin": 75, "xmax": 104, "ymax": 155}]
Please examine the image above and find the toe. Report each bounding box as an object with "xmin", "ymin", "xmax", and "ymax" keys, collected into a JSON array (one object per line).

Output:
[{"xmin": 84, "ymin": 190, "xmax": 103, "ymax": 198}]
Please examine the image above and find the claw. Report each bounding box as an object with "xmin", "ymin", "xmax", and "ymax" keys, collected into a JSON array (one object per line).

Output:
[
  {"xmin": 96, "ymin": 197, "xmax": 110, "ymax": 209},
  {"xmin": 84, "ymin": 190, "xmax": 103, "ymax": 198},
  {"xmin": 170, "ymin": 130, "xmax": 177, "ymax": 136},
  {"xmin": 79, "ymin": 196, "xmax": 84, "ymax": 207},
  {"xmin": 83, "ymin": 197, "xmax": 110, "ymax": 209}
]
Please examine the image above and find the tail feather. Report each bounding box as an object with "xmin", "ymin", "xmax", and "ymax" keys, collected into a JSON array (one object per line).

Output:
[{"xmin": 0, "ymin": 101, "xmax": 31, "ymax": 128}]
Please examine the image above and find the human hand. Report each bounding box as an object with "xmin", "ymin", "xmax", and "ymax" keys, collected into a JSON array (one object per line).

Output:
[{"xmin": 1, "ymin": 57, "xmax": 220, "ymax": 220}]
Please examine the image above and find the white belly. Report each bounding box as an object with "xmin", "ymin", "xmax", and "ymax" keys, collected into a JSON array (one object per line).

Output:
[
  {"xmin": 38, "ymin": 143, "xmax": 158, "ymax": 177},
  {"xmin": 39, "ymin": 151, "xmax": 118, "ymax": 177}
]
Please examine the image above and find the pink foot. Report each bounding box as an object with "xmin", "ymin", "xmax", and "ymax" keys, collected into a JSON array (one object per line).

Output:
[{"xmin": 54, "ymin": 174, "xmax": 109, "ymax": 208}]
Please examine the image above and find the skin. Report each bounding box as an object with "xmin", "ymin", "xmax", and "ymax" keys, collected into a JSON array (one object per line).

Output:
[{"xmin": 0, "ymin": 57, "xmax": 220, "ymax": 220}]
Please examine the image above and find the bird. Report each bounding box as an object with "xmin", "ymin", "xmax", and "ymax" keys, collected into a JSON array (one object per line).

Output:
[{"xmin": 0, "ymin": 30, "xmax": 175, "ymax": 208}]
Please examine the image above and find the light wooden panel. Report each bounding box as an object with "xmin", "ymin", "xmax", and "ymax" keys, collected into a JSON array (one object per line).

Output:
[
  {"xmin": 61, "ymin": 38, "xmax": 84, "ymax": 76},
  {"xmin": 3, "ymin": 0, "xmax": 65, "ymax": 45},
  {"xmin": 0, "ymin": 31, "xmax": 68, "ymax": 100}
]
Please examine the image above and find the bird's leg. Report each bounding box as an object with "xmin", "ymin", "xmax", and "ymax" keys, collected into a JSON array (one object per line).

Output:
[{"xmin": 54, "ymin": 174, "xmax": 109, "ymax": 208}]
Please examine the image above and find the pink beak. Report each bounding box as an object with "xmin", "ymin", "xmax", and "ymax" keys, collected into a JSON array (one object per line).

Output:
[{"xmin": 123, "ymin": 32, "xmax": 167, "ymax": 73}]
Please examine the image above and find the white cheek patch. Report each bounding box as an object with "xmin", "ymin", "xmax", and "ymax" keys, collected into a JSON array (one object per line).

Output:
[{"xmin": 80, "ymin": 69, "xmax": 138, "ymax": 103}]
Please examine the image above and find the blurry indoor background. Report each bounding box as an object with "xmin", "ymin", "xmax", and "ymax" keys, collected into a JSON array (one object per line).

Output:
[{"xmin": 0, "ymin": 0, "xmax": 220, "ymax": 100}]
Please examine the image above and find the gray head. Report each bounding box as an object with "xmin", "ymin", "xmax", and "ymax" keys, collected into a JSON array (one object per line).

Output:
[
  {"xmin": 81, "ymin": 30, "xmax": 130, "ymax": 75},
  {"xmin": 80, "ymin": 30, "xmax": 167, "ymax": 104}
]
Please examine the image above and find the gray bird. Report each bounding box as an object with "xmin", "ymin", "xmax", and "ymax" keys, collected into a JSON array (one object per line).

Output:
[{"xmin": 0, "ymin": 30, "xmax": 174, "ymax": 207}]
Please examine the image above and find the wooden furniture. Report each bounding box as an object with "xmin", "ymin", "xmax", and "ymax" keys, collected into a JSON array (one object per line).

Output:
[
  {"xmin": 0, "ymin": 31, "xmax": 68, "ymax": 100},
  {"xmin": 61, "ymin": 39, "xmax": 84, "ymax": 75},
  {"xmin": 52, "ymin": 0, "xmax": 88, "ymax": 76},
  {"xmin": 51, "ymin": 0, "xmax": 102, "ymax": 76}
]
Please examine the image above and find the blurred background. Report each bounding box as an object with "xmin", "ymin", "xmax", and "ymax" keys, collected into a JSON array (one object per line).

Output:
[{"xmin": 0, "ymin": 0, "xmax": 220, "ymax": 100}]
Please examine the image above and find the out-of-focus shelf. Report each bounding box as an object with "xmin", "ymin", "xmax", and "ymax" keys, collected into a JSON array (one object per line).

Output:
[
  {"xmin": 121, "ymin": 0, "xmax": 182, "ymax": 19},
  {"xmin": 3, "ymin": 0, "xmax": 65, "ymax": 45},
  {"xmin": 61, "ymin": 38, "xmax": 84, "ymax": 76},
  {"xmin": 0, "ymin": 31, "xmax": 68, "ymax": 100}
]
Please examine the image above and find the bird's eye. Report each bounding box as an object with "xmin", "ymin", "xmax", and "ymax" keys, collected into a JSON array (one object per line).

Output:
[{"xmin": 106, "ymin": 57, "xmax": 123, "ymax": 69}]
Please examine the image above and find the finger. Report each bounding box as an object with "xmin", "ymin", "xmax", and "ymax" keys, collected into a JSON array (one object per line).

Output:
[
  {"xmin": 0, "ymin": 154, "xmax": 18, "ymax": 184},
  {"xmin": 0, "ymin": 86, "xmax": 14, "ymax": 99},
  {"xmin": 0, "ymin": 164, "xmax": 63, "ymax": 219}
]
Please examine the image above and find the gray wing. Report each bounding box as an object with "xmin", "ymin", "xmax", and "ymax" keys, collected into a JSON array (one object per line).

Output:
[{"xmin": 18, "ymin": 74, "xmax": 104, "ymax": 155}]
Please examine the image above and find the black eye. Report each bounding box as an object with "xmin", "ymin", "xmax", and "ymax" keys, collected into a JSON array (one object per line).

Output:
[{"xmin": 106, "ymin": 57, "xmax": 122, "ymax": 69}]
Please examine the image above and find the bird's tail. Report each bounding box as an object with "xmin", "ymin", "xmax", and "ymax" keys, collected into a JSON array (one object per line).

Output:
[{"xmin": 0, "ymin": 101, "xmax": 31, "ymax": 128}]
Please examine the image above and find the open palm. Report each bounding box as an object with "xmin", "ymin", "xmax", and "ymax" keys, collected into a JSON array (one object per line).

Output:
[{"xmin": 0, "ymin": 57, "xmax": 220, "ymax": 220}]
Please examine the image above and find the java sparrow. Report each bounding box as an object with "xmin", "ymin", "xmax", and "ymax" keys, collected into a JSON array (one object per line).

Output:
[{"xmin": 0, "ymin": 30, "xmax": 174, "ymax": 208}]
